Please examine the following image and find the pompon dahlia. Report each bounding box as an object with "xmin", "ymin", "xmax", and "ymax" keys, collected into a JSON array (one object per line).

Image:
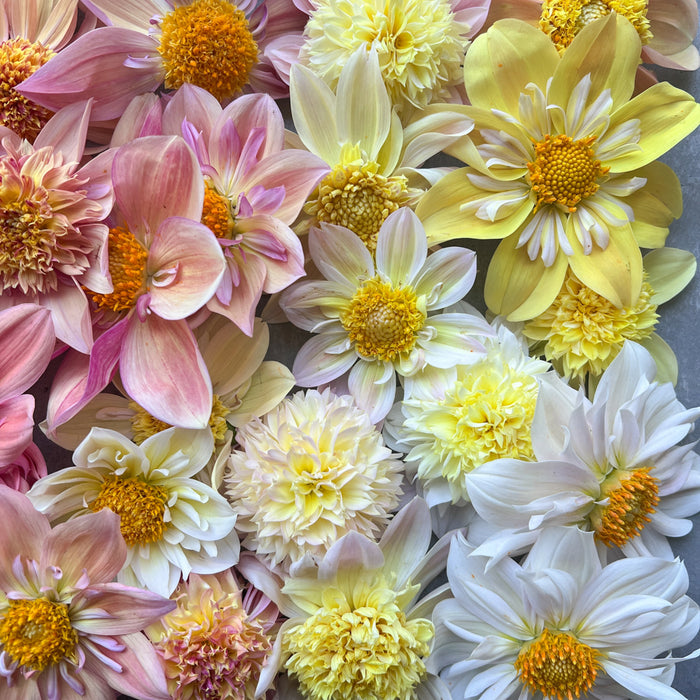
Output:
[
  {"xmin": 224, "ymin": 388, "xmax": 404, "ymax": 572},
  {"xmin": 147, "ymin": 570, "xmax": 278, "ymax": 700}
]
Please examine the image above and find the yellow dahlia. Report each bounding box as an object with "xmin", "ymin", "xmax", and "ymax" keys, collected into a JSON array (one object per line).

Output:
[
  {"xmin": 224, "ymin": 389, "xmax": 404, "ymax": 572},
  {"xmin": 415, "ymin": 14, "xmax": 700, "ymax": 320}
]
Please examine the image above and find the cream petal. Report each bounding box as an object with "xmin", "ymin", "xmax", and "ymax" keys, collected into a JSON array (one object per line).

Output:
[
  {"xmin": 375, "ymin": 208, "xmax": 427, "ymax": 286},
  {"xmin": 141, "ymin": 427, "xmax": 214, "ymax": 479},
  {"xmin": 347, "ymin": 360, "xmax": 396, "ymax": 423},
  {"xmin": 309, "ymin": 223, "xmax": 374, "ymax": 287},
  {"xmin": 292, "ymin": 332, "xmax": 357, "ymax": 387},
  {"xmin": 413, "ymin": 247, "xmax": 477, "ymax": 310}
]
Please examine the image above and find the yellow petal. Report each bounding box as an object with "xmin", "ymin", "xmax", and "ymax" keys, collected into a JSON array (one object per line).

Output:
[
  {"xmin": 550, "ymin": 14, "xmax": 640, "ymax": 111},
  {"xmin": 639, "ymin": 333, "xmax": 678, "ymax": 385},
  {"xmin": 644, "ymin": 248, "xmax": 697, "ymax": 305},
  {"xmin": 484, "ymin": 235, "xmax": 568, "ymax": 320},
  {"xmin": 464, "ymin": 19, "xmax": 560, "ymax": 115},
  {"xmin": 567, "ymin": 225, "xmax": 642, "ymax": 307},
  {"xmin": 606, "ymin": 82, "xmax": 700, "ymax": 172}
]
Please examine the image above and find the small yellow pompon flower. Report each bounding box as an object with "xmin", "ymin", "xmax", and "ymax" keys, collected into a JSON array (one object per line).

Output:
[
  {"xmin": 224, "ymin": 388, "xmax": 404, "ymax": 572},
  {"xmin": 290, "ymin": 47, "xmax": 474, "ymax": 249},
  {"xmin": 415, "ymin": 14, "xmax": 700, "ymax": 321},
  {"xmin": 300, "ymin": 0, "xmax": 471, "ymax": 115},
  {"xmin": 265, "ymin": 499, "xmax": 452, "ymax": 700},
  {"xmin": 522, "ymin": 248, "xmax": 697, "ymax": 387}
]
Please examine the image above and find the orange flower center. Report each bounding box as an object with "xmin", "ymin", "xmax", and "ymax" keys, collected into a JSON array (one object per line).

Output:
[
  {"xmin": 527, "ymin": 134, "xmax": 608, "ymax": 213},
  {"xmin": 158, "ymin": 0, "xmax": 259, "ymax": 101},
  {"xmin": 90, "ymin": 226, "xmax": 148, "ymax": 312},
  {"xmin": 0, "ymin": 37, "xmax": 55, "ymax": 141},
  {"xmin": 515, "ymin": 628, "xmax": 600, "ymax": 700},
  {"xmin": 201, "ymin": 183, "xmax": 235, "ymax": 239}
]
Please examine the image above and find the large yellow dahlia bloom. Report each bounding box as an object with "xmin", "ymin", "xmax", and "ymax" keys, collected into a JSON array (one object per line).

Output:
[{"xmin": 415, "ymin": 14, "xmax": 700, "ymax": 320}]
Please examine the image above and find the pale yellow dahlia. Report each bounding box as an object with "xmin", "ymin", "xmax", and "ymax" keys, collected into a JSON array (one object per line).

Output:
[
  {"xmin": 415, "ymin": 15, "xmax": 700, "ymax": 321},
  {"xmin": 300, "ymin": 0, "xmax": 472, "ymax": 114},
  {"xmin": 224, "ymin": 388, "xmax": 404, "ymax": 571}
]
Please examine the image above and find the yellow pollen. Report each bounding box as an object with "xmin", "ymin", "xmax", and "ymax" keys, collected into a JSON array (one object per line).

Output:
[
  {"xmin": 0, "ymin": 598, "xmax": 78, "ymax": 672},
  {"xmin": 0, "ymin": 37, "xmax": 55, "ymax": 141},
  {"xmin": 90, "ymin": 226, "xmax": 148, "ymax": 313},
  {"xmin": 540, "ymin": 0, "xmax": 652, "ymax": 53},
  {"xmin": 283, "ymin": 583, "xmax": 434, "ymax": 700},
  {"xmin": 523, "ymin": 272, "xmax": 658, "ymax": 383},
  {"xmin": 129, "ymin": 394, "xmax": 230, "ymax": 444},
  {"xmin": 305, "ymin": 162, "xmax": 408, "ymax": 253},
  {"xmin": 591, "ymin": 467, "xmax": 660, "ymax": 547},
  {"xmin": 515, "ymin": 628, "xmax": 600, "ymax": 700},
  {"xmin": 528, "ymin": 134, "xmax": 608, "ymax": 213},
  {"xmin": 201, "ymin": 183, "xmax": 235, "ymax": 239},
  {"xmin": 158, "ymin": 0, "xmax": 259, "ymax": 101},
  {"xmin": 91, "ymin": 475, "xmax": 168, "ymax": 546},
  {"xmin": 341, "ymin": 277, "xmax": 425, "ymax": 362}
]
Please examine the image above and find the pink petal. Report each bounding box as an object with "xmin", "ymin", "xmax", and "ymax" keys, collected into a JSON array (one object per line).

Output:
[
  {"xmin": 0, "ymin": 395, "xmax": 34, "ymax": 465},
  {"xmin": 0, "ymin": 303, "xmax": 54, "ymax": 399},
  {"xmin": 33, "ymin": 100, "xmax": 91, "ymax": 164},
  {"xmin": 17, "ymin": 27, "xmax": 164, "ymax": 121},
  {"xmin": 162, "ymin": 83, "xmax": 220, "ymax": 142},
  {"xmin": 218, "ymin": 93, "xmax": 285, "ymax": 159},
  {"xmin": 146, "ymin": 217, "xmax": 225, "ymax": 320},
  {"xmin": 41, "ymin": 509, "xmax": 127, "ymax": 584},
  {"xmin": 113, "ymin": 135, "xmax": 204, "ymax": 246},
  {"xmin": 40, "ymin": 281, "xmax": 93, "ymax": 353},
  {"xmin": 120, "ymin": 315, "xmax": 213, "ymax": 429},
  {"xmin": 110, "ymin": 93, "xmax": 164, "ymax": 147},
  {"xmin": 75, "ymin": 148, "xmax": 117, "ymax": 220}
]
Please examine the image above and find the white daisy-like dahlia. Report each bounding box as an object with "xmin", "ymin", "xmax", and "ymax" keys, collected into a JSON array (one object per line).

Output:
[
  {"xmin": 464, "ymin": 341, "xmax": 700, "ymax": 560},
  {"xmin": 386, "ymin": 320, "xmax": 551, "ymax": 511},
  {"xmin": 27, "ymin": 427, "xmax": 240, "ymax": 597},
  {"xmin": 431, "ymin": 525, "xmax": 700, "ymax": 700},
  {"xmin": 224, "ymin": 388, "xmax": 404, "ymax": 572},
  {"xmin": 280, "ymin": 207, "xmax": 492, "ymax": 422}
]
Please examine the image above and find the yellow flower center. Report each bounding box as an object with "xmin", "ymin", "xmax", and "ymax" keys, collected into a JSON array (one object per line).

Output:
[
  {"xmin": 341, "ymin": 277, "xmax": 425, "ymax": 362},
  {"xmin": 540, "ymin": 0, "xmax": 652, "ymax": 53},
  {"xmin": 528, "ymin": 134, "xmax": 609, "ymax": 213},
  {"xmin": 0, "ymin": 37, "xmax": 55, "ymax": 141},
  {"xmin": 523, "ymin": 273, "xmax": 658, "ymax": 383},
  {"xmin": 590, "ymin": 467, "xmax": 660, "ymax": 547},
  {"xmin": 284, "ymin": 583, "xmax": 433, "ymax": 700},
  {"xmin": 129, "ymin": 395, "xmax": 230, "ymax": 445},
  {"xmin": 201, "ymin": 183, "xmax": 235, "ymax": 239},
  {"xmin": 305, "ymin": 162, "xmax": 408, "ymax": 253},
  {"xmin": 515, "ymin": 628, "xmax": 600, "ymax": 700},
  {"xmin": 91, "ymin": 476, "xmax": 168, "ymax": 546},
  {"xmin": 0, "ymin": 598, "xmax": 78, "ymax": 672},
  {"xmin": 90, "ymin": 226, "xmax": 148, "ymax": 313},
  {"xmin": 158, "ymin": 0, "xmax": 259, "ymax": 101}
]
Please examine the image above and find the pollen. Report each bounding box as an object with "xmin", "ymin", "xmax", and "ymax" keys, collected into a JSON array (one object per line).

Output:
[
  {"xmin": 591, "ymin": 467, "xmax": 660, "ymax": 547},
  {"xmin": 157, "ymin": 0, "xmax": 259, "ymax": 101},
  {"xmin": 0, "ymin": 597, "xmax": 78, "ymax": 672},
  {"xmin": 91, "ymin": 475, "xmax": 168, "ymax": 546},
  {"xmin": 341, "ymin": 277, "xmax": 425, "ymax": 362},
  {"xmin": 0, "ymin": 37, "xmax": 55, "ymax": 141},
  {"xmin": 539, "ymin": 0, "xmax": 652, "ymax": 53},
  {"xmin": 90, "ymin": 226, "xmax": 148, "ymax": 313},
  {"xmin": 283, "ymin": 582, "xmax": 434, "ymax": 700},
  {"xmin": 527, "ymin": 134, "xmax": 608, "ymax": 213},
  {"xmin": 515, "ymin": 628, "xmax": 600, "ymax": 700},
  {"xmin": 201, "ymin": 183, "xmax": 234, "ymax": 239},
  {"xmin": 523, "ymin": 272, "xmax": 658, "ymax": 383},
  {"xmin": 305, "ymin": 162, "xmax": 408, "ymax": 253}
]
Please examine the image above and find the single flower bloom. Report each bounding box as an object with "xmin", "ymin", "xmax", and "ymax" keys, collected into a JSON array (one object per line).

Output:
[
  {"xmin": 224, "ymin": 388, "xmax": 404, "ymax": 572},
  {"xmin": 298, "ymin": 0, "xmax": 483, "ymax": 115},
  {"xmin": 0, "ymin": 0, "xmax": 81, "ymax": 140},
  {"xmin": 415, "ymin": 14, "xmax": 700, "ymax": 320},
  {"xmin": 162, "ymin": 86, "xmax": 329, "ymax": 335},
  {"xmin": 44, "ymin": 134, "xmax": 226, "ymax": 432},
  {"xmin": 386, "ymin": 320, "xmax": 550, "ymax": 509},
  {"xmin": 430, "ymin": 525, "xmax": 700, "ymax": 700},
  {"xmin": 0, "ymin": 101, "xmax": 116, "ymax": 352},
  {"xmin": 280, "ymin": 207, "xmax": 491, "ymax": 422},
  {"xmin": 464, "ymin": 341, "xmax": 700, "ymax": 560},
  {"xmin": 289, "ymin": 46, "xmax": 475, "ymax": 250},
  {"xmin": 146, "ymin": 568, "xmax": 279, "ymax": 700},
  {"xmin": 17, "ymin": 0, "xmax": 306, "ymax": 122},
  {"xmin": 522, "ymin": 247, "xmax": 697, "ymax": 386},
  {"xmin": 262, "ymin": 498, "xmax": 453, "ymax": 700},
  {"xmin": 27, "ymin": 427, "xmax": 240, "ymax": 597},
  {"xmin": 0, "ymin": 486, "xmax": 175, "ymax": 700}
]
